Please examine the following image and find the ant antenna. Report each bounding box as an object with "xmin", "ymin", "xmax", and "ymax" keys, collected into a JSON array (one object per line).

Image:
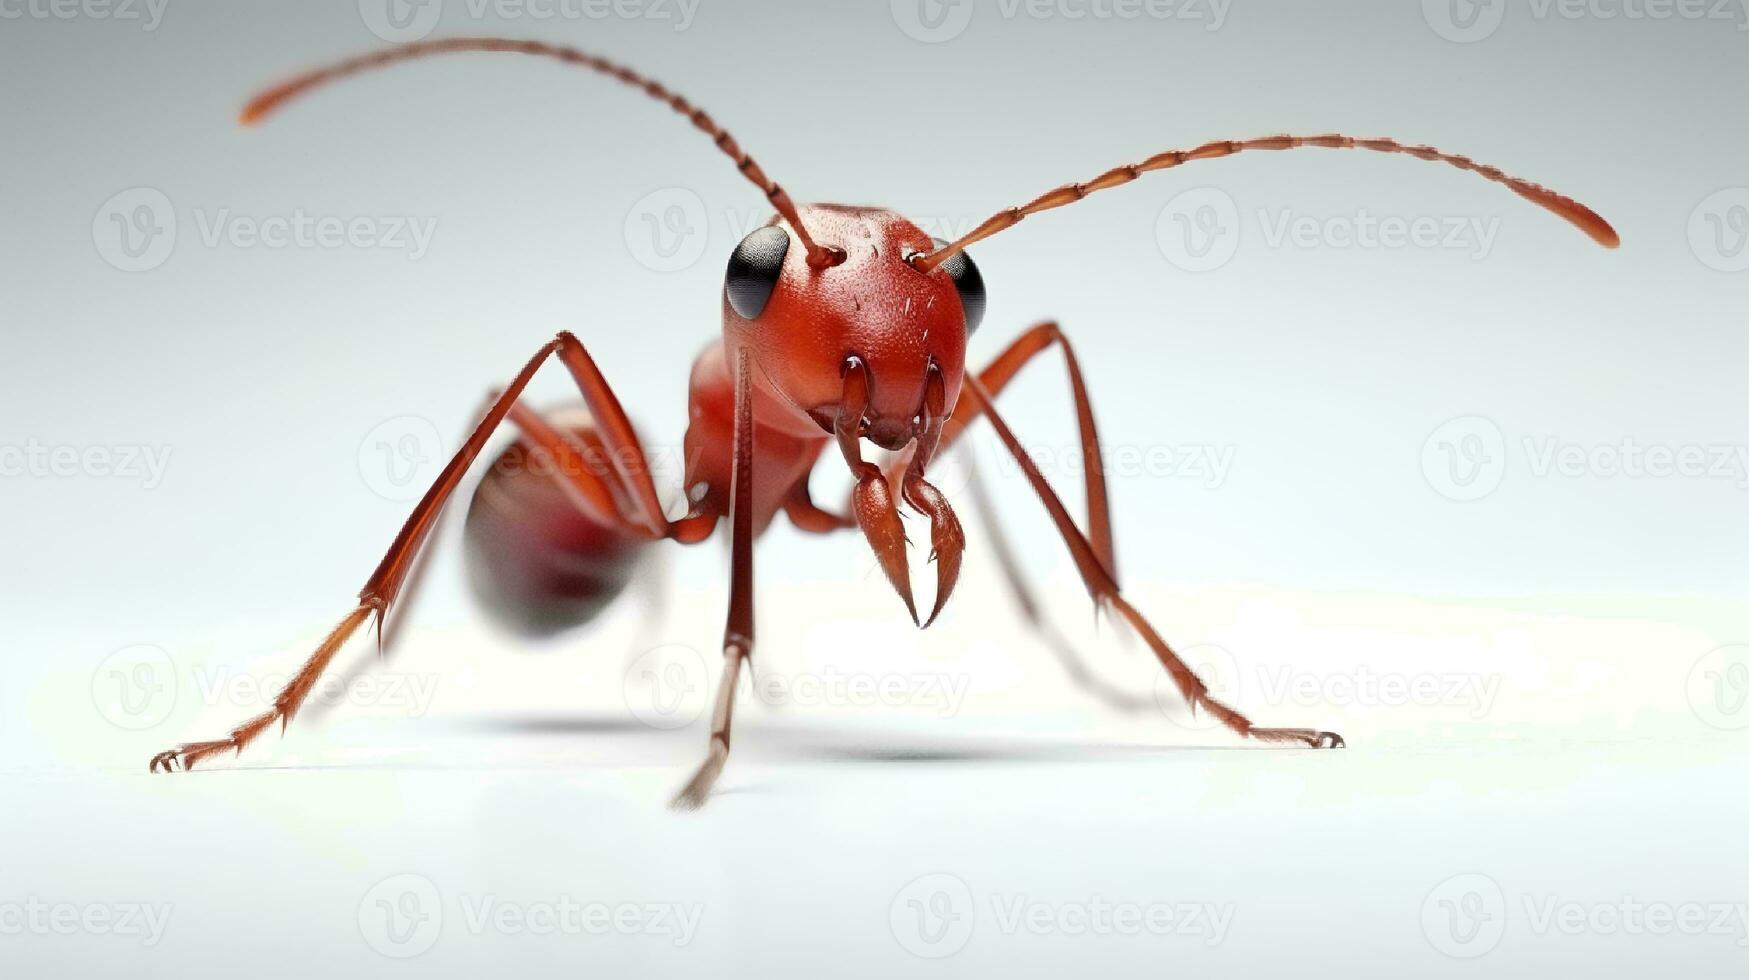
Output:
[
  {"xmin": 242, "ymin": 37, "xmax": 845, "ymax": 269},
  {"xmin": 914, "ymin": 133, "xmax": 1618, "ymax": 272}
]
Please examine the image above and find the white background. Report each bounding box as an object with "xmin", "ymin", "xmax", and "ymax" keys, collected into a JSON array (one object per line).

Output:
[{"xmin": 4, "ymin": 0, "xmax": 1747, "ymax": 975}]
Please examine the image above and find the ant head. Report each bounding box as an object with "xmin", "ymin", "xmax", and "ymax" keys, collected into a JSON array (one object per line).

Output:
[{"xmin": 722, "ymin": 204, "xmax": 985, "ymax": 450}]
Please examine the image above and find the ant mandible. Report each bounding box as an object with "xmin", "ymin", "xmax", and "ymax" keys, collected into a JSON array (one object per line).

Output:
[{"xmin": 148, "ymin": 38, "xmax": 1620, "ymax": 808}]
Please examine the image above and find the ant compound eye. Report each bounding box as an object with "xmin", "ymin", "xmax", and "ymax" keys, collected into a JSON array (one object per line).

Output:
[
  {"xmin": 725, "ymin": 225, "xmax": 790, "ymax": 320},
  {"xmin": 931, "ymin": 238, "xmax": 986, "ymax": 335}
]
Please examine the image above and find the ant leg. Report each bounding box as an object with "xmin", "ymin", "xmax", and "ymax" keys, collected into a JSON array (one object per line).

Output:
[
  {"xmin": 151, "ymin": 332, "xmax": 710, "ymax": 773},
  {"xmin": 502, "ymin": 401, "xmax": 718, "ymax": 544},
  {"xmin": 148, "ymin": 606, "xmax": 379, "ymax": 772},
  {"xmin": 901, "ymin": 321, "xmax": 1119, "ymax": 583},
  {"xmin": 781, "ymin": 478, "xmax": 854, "ymax": 534},
  {"xmin": 150, "ymin": 338, "xmax": 570, "ymax": 772},
  {"xmin": 959, "ymin": 377, "xmax": 1344, "ymax": 750},
  {"xmin": 961, "ymin": 456, "xmax": 1154, "ymax": 714},
  {"xmin": 672, "ymin": 350, "xmax": 758, "ymax": 809},
  {"xmin": 546, "ymin": 335, "xmax": 674, "ymax": 538},
  {"xmin": 501, "ymin": 401, "xmax": 644, "ymax": 531}
]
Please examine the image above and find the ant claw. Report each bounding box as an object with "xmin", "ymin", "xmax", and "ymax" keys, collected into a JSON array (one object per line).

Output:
[{"xmin": 149, "ymin": 739, "xmax": 235, "ymax": 774}]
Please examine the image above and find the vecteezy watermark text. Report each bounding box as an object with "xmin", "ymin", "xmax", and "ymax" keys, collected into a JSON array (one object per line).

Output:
[
  {"xmin": 0, "ymin": 440, "xmax": 171, "ymax": 489},
  {"xmin": 1157, "ymin": 188, "xmax": 1506, "ymax": 272},
  {"xmin": 94, "ymin": 188, "xmax": 439, "ymax": 273},
  {"xmin": 622, "ymin": 645, "xmax": 974, "ymax": 730},
  {"xmin": 890, "ymin": 0, "xmax": 1231, "ymax": 44},
  {"xmin": 1155, "ymin": 648, "xmax": 1503, "ymax": 729},
  {"xmin": 357, "ymin": 874, "xmax": 702, "ymax": 958},
  {"xmin": 1422, "ymin": 872, "xmax": 1749, "ymax": 958},
  {"xmin": 0, "ymin": 899, "xmax": 172, "ymax": 947},
  {"xmin": 360, "ymin": 0, "xmax": 700, "ymax": 43},
  {"xmin": 1424, "ymin": 0, "xmax": 1749, "ymax": 44},
  {"xmin": 624, "ymin": 187, "xmax": 988, "ymax": 273},
  {"xmin": 0, "ymin": 0, "xmax": 168, "ymax": 29},
  {"xmin": 192, "ymin": 209, "xmax": 437, "ymax": 260},
  {"xmin": 1422, "ymin": 416, "xmax": 1749, "ymax": 502},
  {"xmin": 989, "ymin": 441, "xmax": 1236, "ymax": 489},
  {"xmin": 1256, "ymin": 209, "xmax": 1501, "ymax": 259},
  {"xmin": 888, "ymin": 873, "xmax": 1233, "ymax": 959},
  {"xmin": 191, "ymin": 666, "xmax": 440, "ymax": 718}
]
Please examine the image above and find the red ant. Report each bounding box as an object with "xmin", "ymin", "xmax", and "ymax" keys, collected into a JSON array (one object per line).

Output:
[{"xmin": 148, "ymin": 37, "xmax": 1620, "ymax": 808}]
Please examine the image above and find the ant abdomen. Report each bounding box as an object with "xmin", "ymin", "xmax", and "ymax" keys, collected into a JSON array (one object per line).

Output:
[{"xmin": 462, "ymin": 407, "xmax": 650, "ymax": 637}]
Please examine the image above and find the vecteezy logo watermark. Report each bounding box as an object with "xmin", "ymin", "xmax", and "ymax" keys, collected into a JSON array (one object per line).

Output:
[
  {"xmin": 1422, "ymin": 873, "xmax": 1508, "ymax": 958},
  {"xmin": 1421, "ymin": 416, "xmax": 1508, "ymax": 502},
  {"xmin": 94, "ymin": 646, "xmax": 438, "ymax": 733},
  {"xmin": 1158, "ymin": 189, "xmax": 1504, "ymax": 272},
  {"xmin": 483, "ymin": 438, "xmax": 703, "ymax": 506},
  {"xmin": 622, "ymin": 645, "xmax": 969, "ymax": 724},
  {"xmin": 1423, "ymin": 872, "xmax": 1749, "ymax": 956},
  {"xmin": 0, "ymin": 900, "xmax": 173, "ymax": 947},
  {"xmin": 93, "ymin": 189, "xmax": 438, "ymax": 272},
  {"xmin": 0, "ymin": 440, "xmax": 173, "ymax": 489},
  {"xmin": 470, "ymin": 0, "xmax": 700, "ymax": 28},
  {"xmin": 359, "ymin": 874, "xmax": 445, "ymax": 958},
  {"xmin": 1257, "ymin": 209, "xmax": 1501, "ymax": 259},
  {"xmin": 359, "ymin": 416, "xmax": 446, "ymax": 503},
  {"xmin": 750, "ymin": 668, "xmax": 972, "ymax": 717},
  {"xmin": 0, "ymin": 0, "xmax": 168, "ymax": 29},
  {"xmin": 889, "ymin": 873, "xmax": 1234, "ymax": 958},
  {"xmin": 623, "ymin": 644, "xmax": 710, "ymax": 729},
  {"xmin": 890, "ymin": 0, "xmax": 977, "ymax": 41},
  {"xmin": 1687, "ymin": 645, "xmax": 1749, "ymax": 731},
  {"xmin": 988, "ymin": 441, "xmax": 1236, "ymax": 489},
  {"xmin": 1423, "ymin": 0, "xmax": 1507, "ymax": 42},
  {"xmin": 1425, "ymin": 0, "xmax": 1749, "ymax": 42},
  {"xmin": 191, "ymin": 209, "xmax": 438, "ymax": 260},
  {"xmin": 94, "ymin": 188, "xmax": 176, "ymax": 273},
  {"xmin": 1155, "ymin": 187, "xmax": 1241, "ymax": 273},
  {"xmin": 358, "ymin": 874, "xmax": 703, "ymax": 957},
  {"xmin": 1520, "ymin": 895, "xmax": 1749, "ymax": 946},
  {"xmin": 624, "ymin": 187, "xmax": 711, "ymax": 273},
  {"xmin": 1519, "ymin": 437, "xmax": 1749, "ymax": 486},
  {"xmin": 1252, "ymin": 665, "xmax": 1501, "ymax": 718},
  {"xmin": 891, "ymin": 0, "xmax": 1230, "ymax": 43},
  {"xmin": 92, "ymin": 644, "xmax": 178, "ymax": 731},
  {"xmin": 1689, "ymin": 189, "xmax": 1749, "ymax": 273},
  {"xmin": 1152, "ymin": 646, "xmax": 1502, "ymax": 726},
  {"xmin": 191, "ymin": 667, "xmax": 440, "ymax": 718},
  {"xmin": 359, "ymin": 0, "xmax": 443, "ymax": 40},
  {"xmin": 621, "ymin": 193, "xmax": 986, "ymax": 273},
  {"xmin": 454, "ymin": 895, "xmax": 702, "ymax": 945},
  {"xmin": 1421, "ymin": 416, "xmax": 1749, "ymax": 502},
  {"xmin": 360, "ymin": 0, "xmax": 699, "ymax": 41},
  {"xmin": 890, "ymin": 873, "xmax": 977, "ymax": 958}
]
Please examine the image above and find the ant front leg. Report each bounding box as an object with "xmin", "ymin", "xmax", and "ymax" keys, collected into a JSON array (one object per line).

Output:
[
  {"xmin": 958, "ymin": 376, "xmax": 1344, "ymax": 750},
  {"xmin": 780, "ymin": 478, "xmax": 855, "ymax": 534},
  {"xmin": 914, "ymin": 321, "xmax": 1119, "ymax": 582},
  {"xmin": 930, "ymin": 321, "xmax": 1147, "ymax": 709},
  {"xmin": 150, "ymin": 331, "xmax": 697, "ymax": 773},
  {"xmin": 671, "ymin": 349, "xmax": 758, "ymax": 810},
  {"xmin": 960, "ymin": 458, "xmax": 1155, "ymax": 714}
]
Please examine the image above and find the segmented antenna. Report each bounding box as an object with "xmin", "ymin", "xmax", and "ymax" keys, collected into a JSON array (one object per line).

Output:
[
  {"xmin": 242, "ymin": 37, "xmax": 843, "ymax": 269},
  {"xmin": 914, "ymin": 133, "xmax": 1619, "ymax": 271}
]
